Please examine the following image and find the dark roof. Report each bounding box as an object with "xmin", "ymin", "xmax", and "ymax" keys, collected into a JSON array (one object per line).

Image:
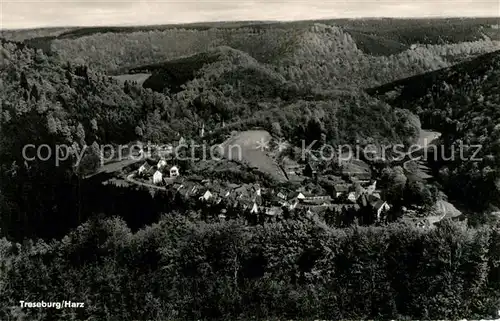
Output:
[
  {"xmin": 253, "ymin": 195, "xmax": 264, "ymax": 205},
  {"xmin": 334, "ymin": 184, "xmax": 349, "ymax": 192},
  {"xmin": 288, "ymin": 191, "xmax": 305, "ymax": 200},
  {"xmin": 303, "ymin": 198, "xmax": 332, "ymax": 205},
  {"xmin": 357, "ymin": 194, "xmax": 369, "ymax": 207},
  {"xmin": 372, "ymin": 200, "xmax": 387, "ymax": 211},
  {"xmin": 189, "ymin": 175, "xmax": 204, "ymax": 182},
  {"xmin": 140, "ymin": 162, "xmax": 151, "ymax": 169},
  {"xmin": 332, "ymin": 204, "xmax": 361, "ymax": 211},
  {"xmin": 264, "ymin": 207, "xmax": 283, "ymax": 216},
  {"xmin": 163, "ymin": 177, "xmax": 175, "ymax": 185}
]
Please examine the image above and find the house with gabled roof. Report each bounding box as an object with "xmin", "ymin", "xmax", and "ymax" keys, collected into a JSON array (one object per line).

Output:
[
  {"xmin": 372, "ymin": 200, "xmax": 390, "ymax": 220},
  {"xmin": 250, "ymin": 202, "xmax": 259, "ymax": 214},
  {"xmin": 153, "ymin": 170, "xmax": 163, "ymax": 185},
  {"xmin": 289, "ymin": 199, "xmax": 299, "ymax": 210},
  {"xmin": 199, "ymin": 189, "xmax": 213, "ymax": 201},
  {"xmin": 288, "ymin": 191, "xmax": 306, "ymax": 201},
  {"xmin": 157, "ymin": 158, "xmax": 167, "ymax": 170},
  {"xmin": 138, "ymin": 162, "xmax": 151, "ymax": 176},
  {"xmin": 334, "ymin": 184, "xmax": 350, "ymax": 198}
]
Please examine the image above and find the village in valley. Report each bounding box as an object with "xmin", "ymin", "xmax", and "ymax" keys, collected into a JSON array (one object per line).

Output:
[{"xmin": 102, "ymin": 127, "xmax": 462, "ymax": 228}]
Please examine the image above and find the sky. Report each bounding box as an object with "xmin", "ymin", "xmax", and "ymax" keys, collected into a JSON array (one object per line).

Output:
[{"xmin": 1, "ymin": 0, "xmax": 499, "ymax": 30}]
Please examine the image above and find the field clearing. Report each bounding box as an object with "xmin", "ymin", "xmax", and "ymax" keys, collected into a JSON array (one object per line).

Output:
[
  {"xmin": 84, "ymin": 157, "xmax": 142, "ymax": 179},
  {"xmin": 111, "ymin": 73, "xmax": 151, "ymax": 85},
  {"xmin": 221, "ymin": 130, "xmax": 287, "ymax": 182}
]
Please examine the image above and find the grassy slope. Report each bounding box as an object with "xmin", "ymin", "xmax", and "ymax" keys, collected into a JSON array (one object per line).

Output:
[{"xmin": 222, "ymin": 130, "xmax": 287, "ymax": 182}]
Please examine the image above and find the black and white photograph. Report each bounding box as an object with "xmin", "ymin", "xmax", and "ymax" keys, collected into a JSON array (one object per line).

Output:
[{"xmin": 1, "ymin": 1, "xmax": 500, "ymax": 320}]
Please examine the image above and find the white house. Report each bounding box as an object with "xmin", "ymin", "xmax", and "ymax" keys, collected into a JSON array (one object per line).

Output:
[
  {"xmin": 170, "ymin": 165, "xmax": 179, "ymax": 178},
  {"xmin": 373, "ymin": 201, "xmax": 390, "ymax": 220},
  {"xmin": 138, "ymin": 162, "xmax": 150, "ymax": 175},
  {"xmin": 347, "ymin": 192, "xmax": 359, "ymax": 203},
  {"xmin": 250, "ymin": 202, "xmax": 259, "ymax": 214},
  {"xmin": 153, "ymin": 170, "xmax": 163, "ymax": 185},
  {"xmin": 289, "ymin": 192, "xmax": 306, "ymax": 201},
  {"xmin": 157, "ymin": 159, "xmax": 167, "ymax": 169},
  {"xmin": 254, "ymin": 185, "xmax": 262, "ymax": 197},
  {"xmin": 199, "ymin": 190, "xmax": 212, "ymax": 201}
]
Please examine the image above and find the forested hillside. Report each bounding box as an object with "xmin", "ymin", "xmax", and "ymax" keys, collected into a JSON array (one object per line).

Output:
[
  {"xmin": 369, "ymin": 50, "xmax": 500, "ymax": 213},
  {"xmin": 47, "ymin": 22, "xmax": 499, "ymax": 88},
  {"xmin": 0, "ymin": 38, "xmax": 419, "ymax": 239}
]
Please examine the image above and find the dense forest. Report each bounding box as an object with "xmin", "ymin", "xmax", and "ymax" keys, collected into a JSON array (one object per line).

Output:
[
  {"xmin": 1, "ymin": 215, "xmax": 500, "ymax": 320},
  {"xmin": 1, "ymin": 18, "xmax": 500, "ymax": 320}
]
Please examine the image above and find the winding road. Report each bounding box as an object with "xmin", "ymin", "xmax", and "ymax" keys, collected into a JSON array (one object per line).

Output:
[{"xmin": 126, "ymin": 173, "xmax": 168, "ymax": 191}]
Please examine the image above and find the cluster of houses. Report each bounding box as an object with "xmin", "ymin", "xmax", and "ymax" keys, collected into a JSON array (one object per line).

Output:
[
  {"xmin": 135, "ymin": 158, "xmax": 391, "ymax": 221},
  {"xmin": 130, "ymin": 141, "xmax": 392, "ymax": 222},
  {"xmin": 137, "ymin": 158, "xmax": 180, "ymax": 184},
  {"xmin": 279, "ymin": 155, "xmax": 390, "ymax": 218}
]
